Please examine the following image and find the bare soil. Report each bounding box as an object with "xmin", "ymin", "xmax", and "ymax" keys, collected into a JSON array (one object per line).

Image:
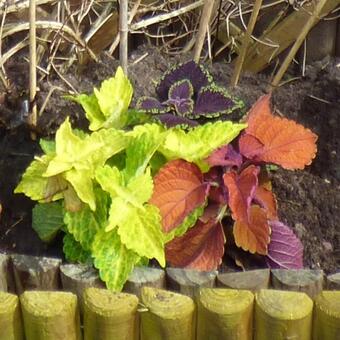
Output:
[{"xmin": 0, "ymin": 45, "xmax": 339, "ymax": 273}]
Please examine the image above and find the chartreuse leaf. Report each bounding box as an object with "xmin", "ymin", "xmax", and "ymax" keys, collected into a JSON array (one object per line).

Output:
[
  {"xmin": 164, "ymin": 205, "xmax": 204, "ymax": 243},
  {"xmin": 71, "ymin": 94, "xmax": 105, "ymax": 131},
  {"xmin": 124, "ymin": 124, "xmax": 167, "ymax": 179},
  {"xmin": 32, "ymin": 202, "xmax": 64, "ymax": 242},
  {"xmin": 94, "ymin": 67, "xmax": 133, "ymax": 129},
  {"xmin": 96, "ymin": 165, "xmax": 165, "ymax": 266},
  {"xmin": 64, "ymin": 189, "xmax": 109, "ymax": 251},
  {"xmin": 14, "ymin": 155, "xmax": 52, "ymax": 201},
  {"xmin": 43, "ymin": 118, "xmax": 129, "ymax": 210},
  {"xmin": 159, "ymin": 121, "xmax": 247, "ymax": 169},
  {"xmin": 92, "ymin": 229, "xmax": 140, "ymax": 291},
  {"xmin": 116, "ymin": 204, "xmax": 165, "ymax": 267},
  {"xmin": 63, "ymin": 233, "xmax": 92, "ymax": 264}
]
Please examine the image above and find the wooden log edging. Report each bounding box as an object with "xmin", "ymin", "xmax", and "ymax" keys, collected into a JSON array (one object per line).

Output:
[{"xmin": 1, "ymin": 253, "xmax": 340, "ymax": 339}]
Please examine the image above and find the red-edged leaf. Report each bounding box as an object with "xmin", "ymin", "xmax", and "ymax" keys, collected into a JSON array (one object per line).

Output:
[
  {"xmin": 266, "ymin": 220, "xmax": 303, "ymax": 269},
  {"xmin": 233, "ymin": 205, "xmax": 271, "ymax": 255},
  {"xmin": 239, "ymin": 94, "xmax": 318, "ymax": 170},
  {"xmin": 150, "ymin": 159, "xmax": 209, "ymax": 233},
  {"xmin": 254, "ymin": 186, "xmax": 278, "ymax": 220},
  {"xmin": 204, "ymin": 168, "xmax": 227, "ymax": 205},
  {"xmin": 165, "ymin": 219, "xmax": 225, "ymax": 270},
  {"xmin": 223, "ymin": 165, "xmax": 259, "ymax": 221},
  {"xmin": 206, "ymin": 144, "xmax": 243, "ymax": 168}
]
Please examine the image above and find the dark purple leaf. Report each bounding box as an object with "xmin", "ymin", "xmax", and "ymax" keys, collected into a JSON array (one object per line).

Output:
[
  {"xmin": 169, "ymin": 79, "xmax": 193, "ymax": 101},
  {"xmin": 206, "ymin": 144, "xmax": 243, "ymax": 168},
  {"xmin": 156, "ymin": 61, "xmax": 211, "ymax": 101},
  {"xmin": 193, "ymin": 86, "xmax": 236, "ymax": 118},
  {"xmin": 266, "ymin": 221, "xmax": 303, "ymax": 269},
  {"xmin": 156, "ymin": 114, "xmax": 198, "ymax": 128},
  {"xmin": 136, "ymin": 96, "xmax": 168, "ymax": 113}
]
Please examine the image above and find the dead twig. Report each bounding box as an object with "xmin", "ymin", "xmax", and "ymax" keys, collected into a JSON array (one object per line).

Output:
[
  {"xmin": 231, "ymin": 0, "xmax": 263, "ymax": 87},
  {"xmin": 120, "ymin": 0, "xmax": 128, "ymax": 74},
  {"xmin": 194, "ymin": 0, "xmax": 215, "ymax": 62}
]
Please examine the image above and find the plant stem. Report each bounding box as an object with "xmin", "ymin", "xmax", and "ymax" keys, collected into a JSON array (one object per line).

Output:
[{"xmin": 230, "ymin": 0, "xmax": 263, "ymax": 87}]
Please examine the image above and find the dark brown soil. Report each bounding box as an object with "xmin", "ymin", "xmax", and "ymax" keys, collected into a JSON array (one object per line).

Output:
[{"xmin": 0, "ymin": 45, "xmax": 339, "ymax": 272}]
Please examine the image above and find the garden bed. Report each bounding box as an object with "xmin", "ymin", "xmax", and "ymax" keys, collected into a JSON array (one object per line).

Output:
[{"xmin": 0, "ymin": 45, "xmax": 339, "ymax": 273}]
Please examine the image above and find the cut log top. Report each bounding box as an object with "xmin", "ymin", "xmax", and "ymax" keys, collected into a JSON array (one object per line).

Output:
[
  {"xmin": 84, "ymin": 288, "xmax": 138, "ymax": 317},
  {"xmin": 141, "ymin": 286, "xmax": 195, "ymax": 318},
  {"xmin": 256, "ymin": 289, "xmax": 313, "ymax": 320},
  {"xmin": 198, "ymin": 288, "xmax": 254, "ymax": 314},
  {"xmin": 20, "ymin": 291, "xmax": 78, "ymax": 317}
]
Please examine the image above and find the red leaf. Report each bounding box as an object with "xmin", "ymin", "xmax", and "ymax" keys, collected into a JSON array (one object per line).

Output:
[
  {"xmin": 206, "ymin": 144, "xmax": 243, "ymax": 168},
  {"xmin": 239, "ymin": 94, "xmax": 318, "ymax": 170},
  {"xmin": 149, "ymin": 159, "xmax": 209, "ymax": 233},
  {"xmin": 254, "ymin": 185, "xmax": 278, "ymax": 220},
  {"xmin": 165, "ymin": 219, "xmax": 225, "ymax": 270},
  {"xmin": 233, "ymin": 205, "xmax": 271, "ymax": 255},
  {"xmin": 204, "ymin": 168, "xmax": 227, "ymax": 205},
  {"xmin": 223, "ymin": 165, "xmax": 259, "ymax": 221}
]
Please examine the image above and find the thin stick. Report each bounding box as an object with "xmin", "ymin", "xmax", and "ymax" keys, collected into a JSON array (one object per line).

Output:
[
  {"xmin": 29, "ymin": 0, "xmax": 37, "ymax": 137},
  {"xmin": 120, "ymin": 0, "xmax": 128, "ymax": 74},
  {"xmin": 270, "ymin": 0, "xmax": 328, "ymax": 89},
  {"xmin": 193, "ymin": 0, "xmax": 215, "ymax": 62},
  {"xmin": 130, "ymin": 1, "xmax": 204, "ymax": 31},
  {"xmin": 230, "ymin": 0, "xmax": 263, "ymax": 87}
]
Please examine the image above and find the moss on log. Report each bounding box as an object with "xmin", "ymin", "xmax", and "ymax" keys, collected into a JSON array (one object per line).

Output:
[
  {"xmin": 83, "ymin": 288, "xmax": 139, "ymax": 340},
  {"xmin": 255, "ymin": 289, "xmax": 313, "ymax": 340},
  {"xmin": 20, "ymin": 291, "xmax": 81, "ymax": 340},
  {"xmin": 140, "ymin": 287, "xmax": 196, "ymax": 340},
  {"xmin": 313, "ymin": 291, "xmax": 340, "ymax": 339},
  {"xmin": 197, "ymin": 288, "xmax": 254, "ymax": 340},
  {"xmin": 0, "ymin": 291, "xmax": 23, "ymax": 340}
]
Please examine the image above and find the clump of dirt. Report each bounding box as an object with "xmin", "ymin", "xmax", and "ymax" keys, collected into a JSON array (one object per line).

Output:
[{"xmin": 0, "ymin": 45, "xmax": 339, "ymax": 272}]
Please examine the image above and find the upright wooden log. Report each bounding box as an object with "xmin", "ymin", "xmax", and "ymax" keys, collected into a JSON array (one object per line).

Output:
[
  {"xmin": 12, "ymin": 255, "xmax": 61, "ymax": 294},
  {"xmin": 217, "ymin": 269, "xmax": 270, "ymax": 291},
  {"xmin": 140, "ymin": 287, "xmax": 196, "ymax": 340},
  {"xmin": 0, "ymin": 292, "xmax": 24, "ymax": 340},
  {"xmin": 124, "ymin": 266, "xmax": 165, "ymax": 298},
  {"xmin": 313, "ymin": 291, "xmax": 340, "ymax": 339},
  {"xmin": 271, "ymin": 269, "xmax": 323, "ymax": 299},
  {"xmin": 166, "ymin": 268, "xmax": 216, "ymax": 298},
  {"xmin": 20, "ymin": 291, "xmax": 81, "ymax": 340},
  {"xmin": 326, "ymin": 272, "xmax": 340, "ymax": 290},
  {"xmin": 197, "ymin": 288, "xmax": 254, "ymax": 340},
  {"xmin": 83, "ymin": 288, "xmax": 139, "ymax": 340},
  {"xmin": 255, "ymin": 289, "xmax": 313, "ymax": 340},
  {"xmin": 60, "ymin": 264, "xmax": 104, "ymax": 314}
]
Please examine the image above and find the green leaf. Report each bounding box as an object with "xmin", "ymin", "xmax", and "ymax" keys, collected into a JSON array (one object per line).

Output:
[
  {"xmin": 92, "ymin": 229, "xmax": 140, "ymax": 291},
  {"xmin": 116, "ymin": 204, "xmax": 165, "ymax": 267},
  {"xmin": 63, "ymin": 233, "xmax": 92, "ymax": 264},
  {"xmin": 159, "ymin": 121, "xmax": 247, "ymax": 169},
  {"xmin": 39, "ymin": 139, "xmax": 56, "ymax": 155},
  {"xmin": 32, "ymin": 202, "xmax": 64, "ymax": 242},
  {"xmin": 164, "ymin": 205, "xmax": 205, "ymax": 243},
  {"xmin": 71, "ymin": 94, "xmax": 106, "ymax": 131},
  {"xmin": 64, "ymin": 189, "xmax": 109, "ymax": 251},
  {"xmin": 94, "ymin": 67, "xmax": 133, "ymax": 129},
  {"xmin": 124, "ymin": 123, "xmax": 167, "ymax": 180},
  {"xmin": 14, "ymin": 155, "xmax": 51, "ymax": 201}
]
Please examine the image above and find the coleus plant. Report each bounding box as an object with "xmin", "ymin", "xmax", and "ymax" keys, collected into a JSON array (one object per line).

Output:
[
  {"xmin": 136, "ymin": 60, "xmax": 244, "ymax": 127},
  {"xmin": 150, "ymin": 94, "xmax": 318, "ymax": 271},
  {"xmin": 14, "ymin": 66, "xmax": 246, "ymax": 291}
]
